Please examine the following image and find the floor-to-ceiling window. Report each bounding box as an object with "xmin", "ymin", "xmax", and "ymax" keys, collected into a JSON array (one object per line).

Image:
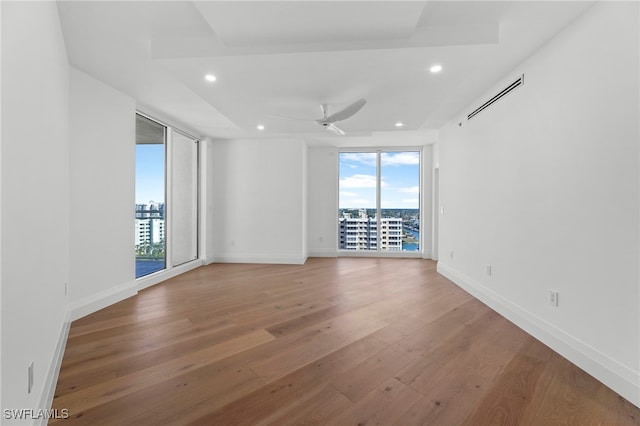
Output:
[
  {"xmin": 135, "ymin": 114, "xmax": 199, "ymax": 279},
  {"xmin": 135, "ymin": 114, "xmax": 166, "ymax": 277},
  {"xmin": 338, "ymin": 150, "xmax": 421, "ymax": 254}
]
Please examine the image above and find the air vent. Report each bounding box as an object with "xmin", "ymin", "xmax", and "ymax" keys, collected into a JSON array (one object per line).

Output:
[{"xmin": 467, "ymin": 74, "xmax": 524, "ymax": 120}]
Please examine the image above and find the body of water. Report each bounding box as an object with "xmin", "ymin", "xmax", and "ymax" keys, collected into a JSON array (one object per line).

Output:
[
  {"xmin": 403, "ymin": 242, "xmax": 419, "ymax": 251},
  {"xmin": 403, "ymin": 227, "xmax": 420, "ymax": 251}
]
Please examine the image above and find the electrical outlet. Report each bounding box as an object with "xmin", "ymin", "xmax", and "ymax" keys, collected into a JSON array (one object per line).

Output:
[
  {"xmin": 549, "ymin": 290, "xmax": 559, "ymax": 307},
  {"xmin": 28, "ymin": 362, "xmax": 34, "ymax": 393},
  {"xmin": 450, "ymin": 250, "xmax": 454, "ymax": 259},
  {"xmin": 486, "ymin": 265, "xmax": 492, "ymax": 276}
]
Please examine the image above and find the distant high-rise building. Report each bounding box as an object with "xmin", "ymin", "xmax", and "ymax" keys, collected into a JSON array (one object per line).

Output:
[
  {"xmin": 135, "ymin": 218, "xmax": 165, "ymax": 246},
  {"xmin": 338, "ymin": 209, "xmax": 403, "ymax": 251},
  {"xmin": 135, "ymin": 201, "xmax": 164, "ymax": 219},
  {"xmin": 135, "ymin": 201, "xmax": 165, "ymax": 246}
]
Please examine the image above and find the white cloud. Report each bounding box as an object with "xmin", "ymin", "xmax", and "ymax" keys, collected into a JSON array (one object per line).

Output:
[
  {"xmin": 403, "ymin": 198, "xmax": 419, "ymax": 204},
  {"xmin": 340, "ymin": 152, "xmax": 377, "ymax": 166},
  {"xmin": 339, "ymin": 174, "xmax": 376, "ymax": 188},
  {"xmin": 339, "ymin": 191, "xmax": 358, "ymax": 197},
  {"xmin": 398, "ymin": 186, "xmax": 420, "ymax": 194},
  {"xmin": 381, "ymin": 152, "xmax": 420, "ymax": 166}
]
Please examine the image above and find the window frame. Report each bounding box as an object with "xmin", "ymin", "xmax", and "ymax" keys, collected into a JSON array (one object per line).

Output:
[{"xmin": 336, "ymin": 147, "xmax": 424, "ymax": 258}]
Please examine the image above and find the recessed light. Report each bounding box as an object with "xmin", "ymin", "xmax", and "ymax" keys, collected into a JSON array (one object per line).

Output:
[
  {"xmin": 205, "ymin": 74, "xmax": 216, "ymax": 82},
  {"xmin": 257, "ymin": 124, "xmax": 265, "ymax": 130},
  {"xmin": 395, "ymin": 122, "xmax": 404, "ymax": 127},
  {"xmin": 430, "ymin": 64, "xmax": 442, "ymax": 73}
]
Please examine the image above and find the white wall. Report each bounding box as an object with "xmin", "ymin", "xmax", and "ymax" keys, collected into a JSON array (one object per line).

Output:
[
  {"xmin": 211, "ymin": 138, "xmax": 306, "ymax": 264},
  {"xmin": 301, "ymin": 144, "xmax": 309, "ymax": 260},
  {"xmin": 201, "ymin": 138, "xmax": 216, "ymax": 264},
  {"xmin": 437, "ymin": 2, "xmax": 639, "ymax": 406},
  {"xmin": 68, "ymin": 67, "xmax": 137, "ymax": 318},
  {"xmin": 1, "ymin": 1, "xmax": 70, "ymax": 420},
  {"xmin": 307, "ymin": 146, "xmax": 338, "ymax": 256}
]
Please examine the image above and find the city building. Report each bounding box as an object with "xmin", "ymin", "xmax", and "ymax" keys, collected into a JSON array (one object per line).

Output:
[
  {"xmin": 135, "ymin": 201, "xmax": 164, "ymax": 219},
  {"xmin": 339, "ymin": 210, "xmax": 403, "ymax": 251},
  {"xmin": 135, "ymin": 202, "xmax": 166, "ymax": 247},
  {"xmin": 134, "ymin": 219, "xmax": 165, "ymax": 247}
]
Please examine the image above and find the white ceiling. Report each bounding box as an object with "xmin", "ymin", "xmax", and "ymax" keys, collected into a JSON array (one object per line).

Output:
[{"xmin": 57, "ymin": 1, "xmax": 594, "ymax": 145}]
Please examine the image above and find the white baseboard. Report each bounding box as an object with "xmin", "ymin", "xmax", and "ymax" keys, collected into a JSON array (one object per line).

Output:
[
  {"xmin": 211, "ymin": 253, "xmax": 307, "ymax": 265},
  {"xmin": 69, "ymin": 280, "xmax": 138, "ymax": 321},
  {"xmin": 437, "ymin": 262, "xmax": 640, "ymax": 408},
  {"xmin": 308, "ymin": 248, "xmax": 338, "ymax": 257},
  {"xmin": 36, "ymin": 313, "xmax": 71, "ymax": 426}
]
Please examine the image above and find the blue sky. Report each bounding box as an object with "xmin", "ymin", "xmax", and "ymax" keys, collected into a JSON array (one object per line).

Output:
[
  {"xmin": 135, "ymin": 144, "xmax": 165, "ymax": 204},
  {"xmin": 339, "ymin": 151, "xmax": 420, "ymax": 209}
]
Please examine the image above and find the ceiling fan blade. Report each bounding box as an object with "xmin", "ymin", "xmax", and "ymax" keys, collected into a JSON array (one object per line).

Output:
[
  {"xmin": 325, "ymin": 98, "xmax": 366, "ymax": 123},
  {"xmin": 326, "ymin": 123, "xmax": 346, "ymax": 136},
  {"xmin": 320, "ymin": 104, "xmax": 328, "ymax": 120}
]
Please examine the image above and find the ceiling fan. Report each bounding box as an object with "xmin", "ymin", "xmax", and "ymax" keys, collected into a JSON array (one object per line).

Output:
[{"xmin": 275, "ymin": 98, "xmax": 367, "ymax": 135}]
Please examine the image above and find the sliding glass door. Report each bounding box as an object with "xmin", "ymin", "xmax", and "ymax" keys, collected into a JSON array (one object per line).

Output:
[
  {"xmin": 338, "ymin": 150, "xmax": 421, "ymax": 253},
  {"xmin": 135, "ymin": 114, "xmax": 199, "ymax": 278}
]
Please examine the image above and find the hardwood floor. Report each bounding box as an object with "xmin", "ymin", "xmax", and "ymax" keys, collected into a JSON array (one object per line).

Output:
[{"xmin": 51, "ymin": 258, "xmax": 639, "ymax": 425}]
